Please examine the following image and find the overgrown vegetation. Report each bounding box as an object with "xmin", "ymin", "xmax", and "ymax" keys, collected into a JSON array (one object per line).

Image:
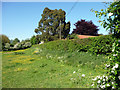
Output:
[
  {"xmin": 0, "ymin": 34, "xmax": 10, "ymax": 51},
  {"xmin": 0, "ymin": 34, "xmax": 32, "ymax": 51},
  {"xmin": 91, "ymin": 1, "xmax": 120, "ymax": 89},
  {"xmin": 39, "ymin": 35, "xmax": 119, "ymax": 55},
  {"xmin": 2, "ymin": 43, "xmax": 108, "ymax": 88},
  {"xmin": 2, "ymin": 1, "xmax": 120, "ymax": 88}
]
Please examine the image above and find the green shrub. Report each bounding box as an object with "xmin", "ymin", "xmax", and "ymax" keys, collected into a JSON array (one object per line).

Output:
[
  {"xmin": 13, "ymin": 42, "xmax": 22, "ymax": 50},
  {"xmin": 39, "ymin": 35, "xmax": 119, "ymax": 55},
  {"xmin": 30, "ymin": 35, "xmax": 39, "ymax": 45},
  {"xmin": 24, "ymin": 42, "xmax": 31, "ymax": 48},
  {"xmin": 11, "ymin": 38, "xmax": 20, "ymax": 46},
  {"xmin": 67, "ymin": 34, "xmax": 78, "ymax": 39},
  {"xmin": 13, "ymin": 41, "xmax": 31, "ymax": 50},
  {"xmin": 4, "ymin": 43, "xmax": 10, "ymax": 50},
  {"xmin": 0, "ymin": 34, "xmax": 10, "ymax": 51}
]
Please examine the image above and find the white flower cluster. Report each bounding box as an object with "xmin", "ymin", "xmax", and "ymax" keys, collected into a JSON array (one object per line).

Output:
[
  {"xmin": 118, "ymin": 76, "xmax": 120, "ymax": 80},
  {"xmin": 57, "ymin": 56, "xmax": 64, "ymax": 59},
  {"xmin": 73, "ymin": 71, "xmax": 85, "ymax": 77},
  {"xmin": 112, "ymin": 48, "xmax": 115, "ymax": 52},
  {"xmin": 46, "ymin": 54, "xmax": 52, "ymax": 59},
  {"xmin": 105, "ymin": 64, "xmax": 110, "ymax": 68},
  {"xmin": 111, "ymin": 63, "xmax": 119, "ymax": 73},
  {"xmin": 70, "ymin": 70, "xmax": 86, "ymax": 84},
  {"xmin": 113, "ymin": 54, "xmax": 117, "ymax": 57},
  {"xmin": 73, "ymin": 71, "xmax": 76, "ymax": 74},
  {"xmin": 82, "ymin": 74, "xmax": 85, "ymax": 77},
  {"xmin": 91, "ymin": 75, "xmax": 109, "ymax": 89}
]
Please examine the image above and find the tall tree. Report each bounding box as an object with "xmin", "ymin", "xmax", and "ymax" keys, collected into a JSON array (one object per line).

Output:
[
  {"xmin": 0, "ymin": 34, "xmax": 10, "ymax": 44},
  {"xmin": 72, "ymin": 19, "xmax": 99, "ymax": 36},
  {"xmin": 35, "ymin": 7, "xmax": 70, "ymax": 41},
  {"xmin": 30, "ymin": 35, "xmax": 39, "ymax": 45},
  {"xmin": 0, "ymin": 34, "xmax": 10, "ymax": 50},
  {"xmin": 11, "ymin": 38, "xmax": 20, "ymax": 46}
]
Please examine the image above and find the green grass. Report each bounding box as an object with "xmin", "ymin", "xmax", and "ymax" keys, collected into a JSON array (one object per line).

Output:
[{"xmin": 2, "ymin": 44, "xmax": 108, "ymax": 88}]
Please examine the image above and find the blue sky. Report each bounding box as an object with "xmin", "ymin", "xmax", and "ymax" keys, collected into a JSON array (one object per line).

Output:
[{"xmin": 2, "ymin": 2, "xmax": 111, "ymax": 41}]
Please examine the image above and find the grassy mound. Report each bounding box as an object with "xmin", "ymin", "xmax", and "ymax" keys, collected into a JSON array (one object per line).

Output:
[{"xmin": 39, "ymin": 35, "xmax": 117, "ymax": 55}]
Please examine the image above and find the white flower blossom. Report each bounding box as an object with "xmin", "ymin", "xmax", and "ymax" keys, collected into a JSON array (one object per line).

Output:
[
  {"xmin": 106, "ymin": 76, "xmax": 108, "ymax": 80},
  {"xmin": 112, "ymin": 87, "xmax": 115, "ymax": 89},
  {"xmin": 118, "ymin": 76, "xmax": 120, "ymax": 80},
  {"xmin": 101, "ymin": 85, "xmax": 105, "ymax": 89},
  {"xmin": 92, "ymin": 77, "xmax": 97, "ymax": 81},
  {"xmin": 112, "ymin": 63, "xmax": 119, "ymax": 70},
  {"xmin": 114, "ymin": 63, "xmax": 119, "ymax": 68},
  {"xmin": 112, "ymin": 49, "xmax": 114, "ymax": 52},
  {"xmin": 106, "ymin": 64, "xmax": 110, "ymax": 68},
  {"xmin": 97, "ymin": 76, "xmax": 100, "ymax": 79},
  {"xmin": 70, "ymin": 78, "xmax": 73, "ymax": 80},
  {"xmin": 97, "ymin": 80, "xmax": 101, "ymax": 83},
  {"xmin": 107, "ymin": 84, "xmax": 110, "ymax": 87},
  {"xmin": 100, "ymin": 77, "xmax": 102, "ymax": 80},
  {"xmin": 73, "ymin": 71, "xmax": 76, "ymax": 74},
  {"xmin": 103, "ymin": 75, "xmax": 105, "ymax": 78},
  {"xmin": 103, "ymin": 85, "xmax": 106, "ymax": 88},
  {"xmin": 103, "ymin": 79, "xmax": 105, "ymax": 81},
  {"xmin": 111, "ymin": 70, "xmax": 114, "ymax": 73},
  {"xmin": 109, "ymin": 12, "xmax": 113, "ymax": 16},
  {"xmin": 82, "ymin": 74, "xmax": 85, "ymax": 77},
  {"xmin": 112, "ymin": 67, "xmax": 115, "ymax": 71},
  {"xmin": 91, "ymin": 84, "xmax": 94, "ymax": 86},
  {"xmin": 112, "ymin": 82, "xmax": 114, "ymax": 84},
  {"xmin": 113, "ymin": 54, "xmax": 117, "ymax": 57}
]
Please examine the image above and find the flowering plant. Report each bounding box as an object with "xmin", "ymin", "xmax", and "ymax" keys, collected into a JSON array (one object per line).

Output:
[
  {"xmin": 91, "ymin": 1, "xmax": 120, "ymax": 89},
  {"xmin": 91, "ymin": 40, "xmax": 120, "ymax": 89}
]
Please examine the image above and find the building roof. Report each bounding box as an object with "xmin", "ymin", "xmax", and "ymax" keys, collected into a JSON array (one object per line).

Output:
[{"xmin": 77, "ymin": 35, "xmax": 97, "ymax": 39}]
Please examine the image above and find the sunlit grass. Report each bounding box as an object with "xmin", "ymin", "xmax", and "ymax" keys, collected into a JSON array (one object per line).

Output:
[{"xmin": 2, "ymin": 44, "xmax": 108, "ymax": 88}]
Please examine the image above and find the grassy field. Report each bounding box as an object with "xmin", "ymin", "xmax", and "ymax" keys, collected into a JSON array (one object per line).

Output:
[{"xmin": 2, "ymin": 44, "xmax": 108, "ymax": 88}]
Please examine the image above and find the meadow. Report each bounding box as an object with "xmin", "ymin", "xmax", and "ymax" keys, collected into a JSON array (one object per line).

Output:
[{"xmin": 2, "ymin": 38, "xmax": 110, "ymax": 88}]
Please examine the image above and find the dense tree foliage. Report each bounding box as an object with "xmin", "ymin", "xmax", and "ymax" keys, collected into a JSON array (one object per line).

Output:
[
  {"xmin": 0, "ymin": 34, "xmax": 10, "ymax": 50},
  {"xmin": 0, "ymin": 34, "xmax": 10, "ymax": 44},
  {"xmin": 35, "ymin": 7, "xmax": 70, "ymax": 41},
  {"xmin": 93, "ymin": 2, "xmax": 120, "ymax": 38},
  {"xmin": 30, "ymin": 35, "xmax": 39, "ymax": 45},
  {"xmin": 72, "ymin": 19, "xmax": 99, "ymax": 36},
  {"xmin": 11, "ymin": 38, "xmax": 20, "ymax": 46},
  {"xmin": 91, "ymin": 1, "xmax": 120, "ymax": 89}
]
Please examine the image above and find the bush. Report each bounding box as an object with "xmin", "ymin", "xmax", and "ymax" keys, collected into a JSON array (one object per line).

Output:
[
  {"xmin": 67, "ymin": 34, "xmax": 78, "ymax": 39},
  {"xmin": 39, "ymin": 35, "xmax": 119, "ymax": 55},
  {"xmin": 23, "ymin": 42, "xmax": 31, "ymax": 48},
  {"xmin": 13, "ymin": 41, "xmax": 32, "ymax": 50},
  {"xmin": 0, "ymin": 34, "xmax": 10, "ymax": 44},
  {"xmin": 0, "ymin": 34, "xmax": 10, "ymax": 51},
  {"xmin": 13, "ymin": 42, "xmax": 21, "ymax": 50},
  {"xmin": 30, "ymin": 35, "xmax": 39, "ymax": 45},
  {"xmin": 11, "ymin": 38, "xmax": 20, "ymax": 46},
  {"xmin": 4, "ymin": 43, "xmax": 10, "ymax": 50}
]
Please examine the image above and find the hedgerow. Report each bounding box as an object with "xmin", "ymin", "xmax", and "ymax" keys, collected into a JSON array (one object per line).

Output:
[{"xmin": 39, "ymin": 34, "xmax": 119, "ymax": 55}]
